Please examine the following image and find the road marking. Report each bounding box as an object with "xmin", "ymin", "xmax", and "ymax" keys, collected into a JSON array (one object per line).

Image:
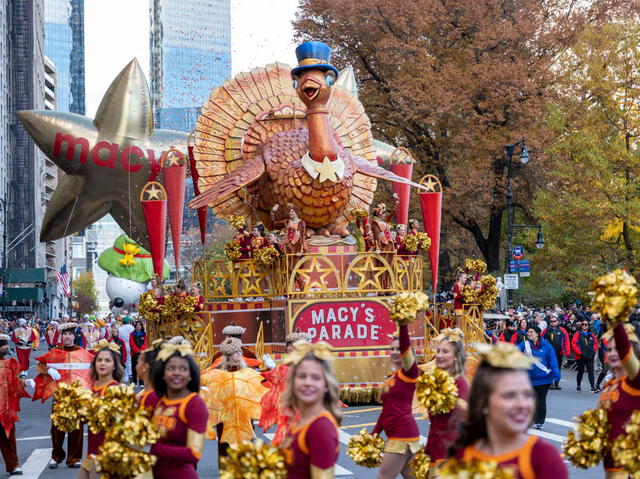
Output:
[
  {"xmin": 335, "ymin": 464, "xmax": 353, "ymax": 476},
  {"xmin": 17, "ymin": 435, "xmax": 50, "ymax": 442},
  {"xmin": 528, "ymin": 428, "xmax": 565, "ymax": 443},
  {"xmin": 263, "ymin": 433, "xmax": 275, "ymax": 441},
  {"xmin": 20, "ymin": 447, "xmax": 52, "ymax": 478},
  {"xmin": 341, "ymin": 422, "xmax": 377, "ymax": 430},
  {"xmin": 343, "ymin": 406, "xmax": 382, "ymax": 415},
  {"xmin": 546, "ymin": 418, "xmax": 576, "ymax": 428},
  {"xmin": 420, "ymin": 435, "xmax": 427, "ymax": 444}
]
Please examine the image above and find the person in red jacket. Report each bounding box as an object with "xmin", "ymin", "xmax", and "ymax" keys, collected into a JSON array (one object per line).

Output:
[
  {"xmin": 129, "ymin": 321, "xmax": 147, "ymax": 386},
  {"xmin": 572, "ymin": 320, "xmax": 599, "ymax": 392},
  {"xmin": 543, "ymin": 315, "xmax": 570, "ymax": 389},
  {"xmin": 498, "ymin": 320, "xmax": 518, "ymax": 344}
]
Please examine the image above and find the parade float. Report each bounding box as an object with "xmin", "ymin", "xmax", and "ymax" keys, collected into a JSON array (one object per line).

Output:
[{"xmin": 16, "ymin": 43, "xmax": 493, "ymax": 401}]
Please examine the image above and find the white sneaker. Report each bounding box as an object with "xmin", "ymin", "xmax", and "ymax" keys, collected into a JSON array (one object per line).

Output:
[
  {"xmin": 10, "ymin": 466, "xmax": 23, "ymax": 475},
  {"xmin": 48, "ymin": 459, "xmax": 58, "ymax": 469}
]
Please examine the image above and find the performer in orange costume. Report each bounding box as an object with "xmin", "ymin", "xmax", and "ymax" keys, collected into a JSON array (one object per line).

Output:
[
  {"xmin": 12, "ymin": 318, "xmax": 36, "ymax": 375},
  {"xmin": 79, "ymin": 340, "xmax": 123, "ymax": 478},
  {"xmin": 0, "ymin": 333, "xmax": 32, "ymax": 475},
  {"xmin": 598, "ymin": 323, "xmax": 640, "ymax": 478},
  {"xmin": 372, "ymin": 323, "xmax": 420, "ymax": 478},
  {"xmin": 210, "ymin": 323, "xmax": 260, "ymax": 368},
  {"xmin": 33, "ymin": 322, "xmax": 94, "ymax": 469},
  {"xmin": 259, "ymin": 330, "xmax": 311, "ymax": 445},
  {"xmin": 448, "ymin": 343, "xmax": 567, "ymax": 478},
  {"xmin": 281, "ymin": 341, "xmax": 341, "ymax": 479}
]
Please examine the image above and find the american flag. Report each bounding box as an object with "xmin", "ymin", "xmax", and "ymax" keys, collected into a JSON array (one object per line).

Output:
[{"xmin": 56, "ymin": 264, "xmax": 70, "ymax": 297}]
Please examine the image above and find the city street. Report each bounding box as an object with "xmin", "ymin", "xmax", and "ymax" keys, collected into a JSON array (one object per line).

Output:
[{"xmin": 7, "ymin": 344, "xmax": 602, "ymax": 478}]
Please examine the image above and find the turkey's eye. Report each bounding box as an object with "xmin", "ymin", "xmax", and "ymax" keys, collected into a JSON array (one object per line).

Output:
[
  {"xmin": 325, "ymin": 71, "xmax": 336, "ymax": 86},
  {"xmin": 292, "ymin": 79, "xmax": 298, "ymax": 89}
]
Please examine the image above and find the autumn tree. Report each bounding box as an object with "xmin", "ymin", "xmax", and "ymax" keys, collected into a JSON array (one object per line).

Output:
[
  {"xmin": 294, "ymin": 0, "xmax": 636, "ymax": 276},
  {"xmin": 533, "ymin": 21, "xmax": 640, "ymax": 295},
  {"xmin": 71, "ymin": 272, "xmax": 98, "ymax": 316}
]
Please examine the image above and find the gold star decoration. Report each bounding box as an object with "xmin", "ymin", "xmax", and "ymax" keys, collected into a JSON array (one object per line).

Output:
[
  {"xmin": 141, "ymin": 182, "xmax": 166, "ymax": 201},
  {"xmin": 421, "ymin": 175, "xmax": 441, "ymax": 192},
  {"xmin": 316, "ymin": 156, "xmax": 343, "ymax": 183},
  {"xmin": 17, "ymin": 59, "xmax": 187, "ymax": 251}
]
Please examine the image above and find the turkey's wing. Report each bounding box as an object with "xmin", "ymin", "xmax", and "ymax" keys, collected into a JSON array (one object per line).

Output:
[{"xmin": 352, "ymin": 155, "xmax": 426, "ymax": 190}]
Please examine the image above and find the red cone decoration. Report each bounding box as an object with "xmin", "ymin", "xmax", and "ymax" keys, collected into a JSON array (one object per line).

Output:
[
  {"xmin": 418, "ymin": 175, "xmax": 443, "ymax": 294},
  {"xmin": 187, "ymin": 136, "xmax": 207, "ymax": 245},
  {"xmin": 162, "ymin": 149, "xmax": 187, "ymax": 271},
  {"xmin": 140, "ymin": 181, "xmax": 167, "ymax": 279}
]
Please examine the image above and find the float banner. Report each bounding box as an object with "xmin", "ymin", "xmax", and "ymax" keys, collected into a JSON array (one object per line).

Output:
[
  {"xmin": 188, "ymin": 143, "xmax": 207, "ymax": 245},
  {"xmin": 419, "ymin": 189, "xmax": 442, "ymax": 293},
  {"xmin": 162, "ymin": 153, "xmax": 187, "ymax": 271},
  {"xmin": 390, "ymin": 163, "xmax": 413, "ymax": 227},
  {"xmin": 140, "ymin": 182, "xmax": 168, "ymax": 279},
  {"xmin": 289, "ymin": 298, "xmax": 396, "ymax": 350}
]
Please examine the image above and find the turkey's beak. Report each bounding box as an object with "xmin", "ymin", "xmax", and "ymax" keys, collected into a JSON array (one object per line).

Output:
[{"xmin": 301, "ymin": 78, "xmax": 320, "ymax": 101}]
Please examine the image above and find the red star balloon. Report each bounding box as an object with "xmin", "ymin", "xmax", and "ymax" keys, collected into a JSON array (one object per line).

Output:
[{"xmin": 17, "ymin": 59, "xmax": 188, "ymax": 251}]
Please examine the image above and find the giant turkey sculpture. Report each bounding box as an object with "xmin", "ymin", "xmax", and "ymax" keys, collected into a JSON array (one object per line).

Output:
[{"xmin": 189, "ymin": 42, "xmax": 422, "ymax": 235}]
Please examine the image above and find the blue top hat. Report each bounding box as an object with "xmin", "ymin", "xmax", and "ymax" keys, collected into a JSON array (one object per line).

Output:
[{"xmin": 291, "ymin": 41, "xmax": 339, "ymax": 79}]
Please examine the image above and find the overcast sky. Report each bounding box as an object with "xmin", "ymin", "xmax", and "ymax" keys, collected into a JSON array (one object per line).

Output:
[{"xmin": 84, "ymin": 0, "xmax": 299, "ymax": 116}]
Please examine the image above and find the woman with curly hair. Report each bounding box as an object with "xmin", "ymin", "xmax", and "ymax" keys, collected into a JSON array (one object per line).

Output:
[
  {"xmin": 446, "ymin": 343, "xmax": 567, "ymax": 478},
  {"xmin": 78, "ymin": 340, "xmax": 123, "ymax": 479},
  {"xmin": 281, "ymin": 341, "xmax": 341, "ymax": 478}
]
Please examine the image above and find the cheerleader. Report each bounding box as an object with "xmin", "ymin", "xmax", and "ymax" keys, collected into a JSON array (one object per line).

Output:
[
  {"xmin": 598, "ymin": 323, "xmax": 640, "ymax": 478},
  {"xmin": 281, "ymin": 341, "xmax": 341, "ymax": 478},
  {"xmin": 150, "ymin": 342, "xmax": 207, "ymax": 479},
  {"xmin": 135, "ymin": 340, "xmax": 164, "ymax": 409},
  {"xmin": 448, "ymin": 342, "xmax": 567, "ymax": 478},
  {"xmin": 372, "ymin": 323, "xmax": 420, "ymax": 479},
  {"xmin": 424, "ymin": 328, "xmax": 469, "ymax": 463},
  {"xmin": 78, "ymin": 340, "xmax": 123, "ymax": 478}
]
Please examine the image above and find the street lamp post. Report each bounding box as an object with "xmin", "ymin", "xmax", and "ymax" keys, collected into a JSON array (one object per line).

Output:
[{"xmin": 504, "ymin": 138, "xmax": 544, "ymax": 307}]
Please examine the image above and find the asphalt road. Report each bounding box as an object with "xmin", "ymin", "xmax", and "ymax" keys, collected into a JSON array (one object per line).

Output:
[{"xmin": 5, "ymin": 345, "xmax": 604, "ymax": 478}]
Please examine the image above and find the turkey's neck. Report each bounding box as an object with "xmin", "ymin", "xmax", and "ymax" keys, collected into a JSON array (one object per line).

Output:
[{"xmin": 307, "ymin": 109, "xmax": 338, "ymax": 161}]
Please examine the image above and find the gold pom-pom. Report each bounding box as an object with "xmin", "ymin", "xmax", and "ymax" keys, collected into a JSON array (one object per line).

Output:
[
  {"xmin": 220, "ymin": 439, "xmax": 287, "ymax": 479},
  {"xmin": 405, "ymin": 232, "xmax": 431, "ymax": 252},
  {"xmin": 462, "ymin": 284, "xmax": 479, "ymax": 304},
  {"xmin": 409, "ymin": 449, "xmax": 431, "ymax": 478},
  {"xmin": 138, "ymin": 291, "xmax": 160, "ymax": 322},
  {"xmin": 589, "ymin": 269, "xmax": 638, "ymax": 325},
  {"xmin": 254, "ymin": 245, "xmax": 279, "ymax": 267},
  {"xmin": 416, "ymin": 368, "xmax": 458, "ymax": 416},
  {"xmin": 436, "ymin": 458, "xmax": 515, "ymax": 478},
  {"xmin": 228, "ymin": 214, "xmax": 246, "ymax": 229},
  {"xmin": 224, "ymin": 241, "xmax": 242, "ymax": 261},
  {"xmin": 351, "ymin": 208, "xmax": 368, "ymax": 220},
  {"xmin": 161, "ymin": 294, "xmax": 198, "ymax": 318},
  {"xmin": 612, "ymin": 410, "xmax": 640, "ymax": 477},
  {"xmin": 346, "ymin": 428, "xmax": 385, "ymax": 468},
  {"xmin": 562, "ymin": 408, "xmax": 610, "ymax": 469},
  {"xmin": 51, "ymin": 381, "xmax": 93, "ymax": 432},
  {"xmin": 464, "ymin": 258, "xmax": 487, "ymax": 274},
  {"xmin": 87, "ymin": 384, "xmax": 142, "ymax": 434},
  {"xmin": 97, "ymin": 441, "xmax": 156, "ymax": 479},
  {"xmin": 390, "ymin": 292, "xmax": 430, "ymax": 325}
]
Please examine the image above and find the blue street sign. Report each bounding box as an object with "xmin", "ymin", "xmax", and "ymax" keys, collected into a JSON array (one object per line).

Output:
[
  {"xmin": 512, "ymin": 245, "xmax": 524, "ymax": 259},
  {"xmin": 518, "ymin": 260, "xmax": 530, "ymax": 272},
  {"xmin": 509, "ymin": 260, "xmax": 518, "ymax": 273}
]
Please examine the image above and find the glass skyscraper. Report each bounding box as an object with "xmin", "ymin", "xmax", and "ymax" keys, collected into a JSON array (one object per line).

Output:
[
  {"xmin": 44, "ymin": 0, "xmax": 85, "ymax": 114},
  {"xmin": 150, "ymin": 0, "xmax": 231, "ymax": 133}
]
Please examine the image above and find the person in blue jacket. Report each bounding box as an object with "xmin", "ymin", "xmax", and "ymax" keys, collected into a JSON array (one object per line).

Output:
[{"xmin": 518, "ymin": 324, "xmax": 560, "ymax": 430}]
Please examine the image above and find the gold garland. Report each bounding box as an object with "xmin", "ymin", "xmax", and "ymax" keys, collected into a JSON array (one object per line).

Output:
[
  {"xmin": 435, "ymin": 458, "xmax": 515, "ymax": 478},
  {"xmin": 464, "ymin": 258, "xmax": 487, "ymax": 274},
  {"xmin": 228, "ymin": 214, "xmax": 246, "ymax": 229},
  {"xmin": 409, "ymin": 449, "xmax": 431, "ymax": 479},
  {"xmin": 405, "ymin": 232, "xmax": 431, "ymax": 252},
  {"xmin": 416, "ymin": 368, "xmax": 458, "ymax": 416},
  {"xmin": 390, "ymin": 292, "xmax": 430, "ymax": 326},
  {"xmin": 220, "ymin": 439, "xmax": 287, "ymax": 479},
  {"xmin": 224, "ymin": 241, "xmax": 242, "ymax": 261},
  {"xmin": 346, "ymin": 428, "xmax": 385, "ymax": 468},
  {"xmin": 254, "ymin": 245, "xmax": 279, "ymax": 267},
  {"xmin": 97, "ymin": 441, "xmax": 156, "ymax": 479},
  {"xmin": 562, "ymin": 407, "xmax": 610, "ymax": 469},
  {"xmin": 351, "ymin": 208, "xmax": 368, "ymax": 220},
  {"xmin": 612, "ymin": 409, "xmax": 640, "ymax": 477},
  {"xmin": 51, "ymin": 381, "xmax": 93, "ymax": 432},
  {"xmin": 138, "ymin": 291, "xmax": 160, "ymax": 323},
  {"xmin": 589, "ymin": 269, "xmax": 638, "ymax": 326},
  {"xmin": 161, "ymin": 294, "xmax": 198, "ymax": 318}
]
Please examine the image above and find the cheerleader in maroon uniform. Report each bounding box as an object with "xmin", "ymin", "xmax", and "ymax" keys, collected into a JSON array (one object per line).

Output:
[
  {"xmin": 281, "ymin": 342, "xmax": 341, "ymax": 479},
  {"xmin": 598, "ymin": 323, "xmax": 640, "ymax": 478},
  {"xmin": 150, "ymin": 342, "xmax": 208, "ymax": 479},
  {"xmin": 424, "ymin": 328, "xmax": 469, "ymax": 464},
  {"xmin": 135, "ymin": 340, "xmax": 164, "ymax": 410},
  {"xmin": 372, "ymin": 323, "xmax": 420, "ymax": 478},
  {"xmin": 447, "ymin": 342, "xmax": 567, "ymax": 478},
  {"xmin": 79, "ymin": 340, "xmax": 123, "ymax": 478},
  {"xmin": 451, "ymin": 270, "xmax": 467, "ymax": 328}
]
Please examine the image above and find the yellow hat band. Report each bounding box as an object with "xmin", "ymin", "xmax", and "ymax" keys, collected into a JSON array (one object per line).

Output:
[{"xmin": 299, "ymin": 58, "xmax": 325, "ymax": 66}]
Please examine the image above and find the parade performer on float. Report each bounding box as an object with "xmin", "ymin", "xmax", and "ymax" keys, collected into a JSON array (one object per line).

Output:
[
  {"xmin": 12, "ymin": 318, "xmax": 36, "ymax": 377},
  {"xmin": 149, "ymin": 341, "xmax": 207, "ymax": 479},
  {"xmin": 452, "ymin": 270, "xmax": 467, "ymax": 328},
  {"xmin": 78, "ymin": 340, "xmax": 123, "ymax": 478},
  {"xmin": 0, "ymin": 333, "xmax": 32, "ymax": 475},
  {"xmin": 259, "ymin": 330, "xmax": 311, "ymax": 445},
  {"xmin": 232, "ymin": 218, "xmax": 252, "ymax": 260},
  {"xmin": 210, "ymin": 323, "xmax": 261, "ymax": 368},
  {"xmin": 202, "ymin": 337, "xmax": 268, "ymax": 463},
  {"xmin": 271, "ymin": 203, "xmax": 307, "ymax": 254},
  {"xmin": 395, "ymin": 224, "xmax": 410, "ymax": 258},
  {"xmin": 188, "ymin": 284, "xmax": 205, "ymax": 312},
  {"xmin": 282, "ymin": 341, "xmax": 341, "ymax": 478},
  {"xmin": 371, "ymin": 195, "xmax": 400, "ymax": 289},
  {"xmin": 423, "ymin": 328, "xmax": 469, "ymax": 464},
  {"xmin": 372, "ymin": 322, "xmax": 421, "ymax": 478},
  {"xmin": 33, "ymin": 322, "xmax": 94, "ymax": 469},
  {"xmin": 250, "ymin": 223, "xmax": 267, "ymax": 253},
  {"xmin": 446, "ymin": 342, "xmax": 567, "ymax": 477}
]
